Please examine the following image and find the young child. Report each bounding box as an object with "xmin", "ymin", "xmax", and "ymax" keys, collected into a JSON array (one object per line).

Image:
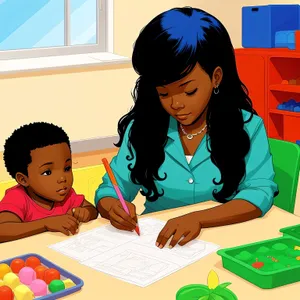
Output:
[{"xmin": 0, "ymin": 122, "xmax": 98, "ymax": 243}]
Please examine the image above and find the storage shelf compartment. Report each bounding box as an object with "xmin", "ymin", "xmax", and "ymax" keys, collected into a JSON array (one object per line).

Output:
[
  {"xmin": 269, "ymin": 57, "xmax": 300, "ymax": 86},
  {"xmin": 268, "ymin": 113, "xmax": 284, "ymax": 140},
  {"xmin": 269, "ymin": 90, "xmax": 300, "ymax": 111},
  {"xmin": 268, "ymin": 112, "xmax": 300, "ymax": 143},
  {"xmin": 283, "ymin": 115, "xmax": 300, "ymax": 143}
]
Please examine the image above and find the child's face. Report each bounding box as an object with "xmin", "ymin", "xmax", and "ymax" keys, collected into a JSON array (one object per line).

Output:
[{"xmin": 22, "ymin": 143, "xmax": 73, "ymax": 202}]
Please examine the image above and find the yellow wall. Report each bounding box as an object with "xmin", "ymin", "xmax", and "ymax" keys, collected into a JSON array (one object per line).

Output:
[
  {"xmin": 114, "ymin": 0, "xmax": 300, "ymax": 57},
  {"xmin": 0, "ymin": 65, "xmax": 137, "ymax": 141},
  {"xmin": 0, "ymin": 0, "xmax": 299, "ymax": 182},
  {"xmin": 1, "ymin": 0, "xmax": 299, "ymax": 147}
]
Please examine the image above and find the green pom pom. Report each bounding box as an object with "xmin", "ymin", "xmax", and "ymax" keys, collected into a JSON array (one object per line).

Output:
[{"xmin": 49, "ymin": 279, "xmax": 65, "ymax": 293}]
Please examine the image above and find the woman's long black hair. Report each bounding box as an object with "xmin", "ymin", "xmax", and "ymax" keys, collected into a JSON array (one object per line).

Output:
[{"xmin": 115, "ymin": 7, "xmax": 257, "ymax": 202}]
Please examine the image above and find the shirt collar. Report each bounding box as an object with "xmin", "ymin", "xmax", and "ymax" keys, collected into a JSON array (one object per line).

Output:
[
  {"xmin": 167, "ymin": 116, "xmax": 179, "ymax": 141},
  {"xmin": 165, "ymin": 116, "xmax": 210, "ymax": 170}
]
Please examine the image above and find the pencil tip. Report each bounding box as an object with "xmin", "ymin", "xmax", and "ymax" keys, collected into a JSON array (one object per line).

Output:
[{"xmin": 135, "ymin": 226, "xmax": 140, "ymax": 236}]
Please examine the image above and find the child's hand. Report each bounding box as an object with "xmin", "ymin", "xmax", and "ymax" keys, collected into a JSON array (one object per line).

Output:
[
  {"xmin": 44, "ymin": 215, "xmax": 79, "ymax": 236},
  {"xmin": 70, "ymin": 207, "xmax": 91, "ymax": 223}
]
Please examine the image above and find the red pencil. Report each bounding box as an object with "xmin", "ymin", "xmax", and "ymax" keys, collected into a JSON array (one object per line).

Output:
[{"xmin": 102, "ymin": 158, "xmax": 140, "ymax": 235}]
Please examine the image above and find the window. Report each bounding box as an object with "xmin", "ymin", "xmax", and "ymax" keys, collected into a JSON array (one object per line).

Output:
[{"xmin": 0, "ymin": 0, "xmax": 110, "ymax": 60}]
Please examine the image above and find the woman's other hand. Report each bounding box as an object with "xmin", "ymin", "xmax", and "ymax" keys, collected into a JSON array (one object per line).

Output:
[{"xmin": 156, "ymin": 212, "xmax": 202, "ymax": 248}]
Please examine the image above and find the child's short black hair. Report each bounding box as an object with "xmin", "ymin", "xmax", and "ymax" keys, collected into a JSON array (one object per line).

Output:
[{"xmin": 3, "ymin": 122, "xmax": 71, "ymax": 179}]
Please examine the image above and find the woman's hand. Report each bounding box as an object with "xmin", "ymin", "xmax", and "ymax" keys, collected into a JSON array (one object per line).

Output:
[
  {"xmin": 156, "ymin": 212, "xmax": 202, "ymax": 248},
  {"xmin": 108, "ymin": 199, "xmax": 138, "ymax": 231}
]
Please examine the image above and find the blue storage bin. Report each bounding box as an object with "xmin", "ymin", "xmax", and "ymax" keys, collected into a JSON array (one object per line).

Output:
[
  {"xmin": 299, "ymin": 5, "xmax": 300, "ymax": 29},
  {"xmin": 242, "ymin": 5, "xmax": 299, "ymax": 48},
  {"xmin": 275, "ymin": 31, "xmax": 296, "ymax": 50}
]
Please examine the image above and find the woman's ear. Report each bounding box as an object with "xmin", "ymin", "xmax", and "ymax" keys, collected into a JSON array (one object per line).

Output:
[
  {"xmin": 16, "ymin": 172, "xmax": 29, "ymax": 187},
  {"xmin": 213, "ymin": 66, "xmax": 223, "ymax": 87}
]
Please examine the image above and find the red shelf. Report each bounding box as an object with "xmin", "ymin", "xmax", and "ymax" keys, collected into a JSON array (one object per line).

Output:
[
  {"xmin": 269, "ymin": 109, "xmax": 300, "ymax": 117},
  {"xmin": 235, "ymin": 47, "xmax": 300, "ymax": 143},
  {"xmin": 270, "ymin": 84, "xmax": 300, "ymax": 93},
  {"xmin": 235, "ymin": 48, "xmax": 300, "ymax": 58}
]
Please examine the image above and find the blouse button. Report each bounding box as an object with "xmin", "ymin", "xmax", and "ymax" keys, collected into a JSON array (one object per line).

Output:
[{"xmin": 188, "ymin": 178, "xmax": 194, "ymax": 184}]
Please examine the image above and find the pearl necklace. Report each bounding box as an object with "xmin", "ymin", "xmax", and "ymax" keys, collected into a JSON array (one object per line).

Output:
[{"xmin": 180, "ymin": 123, "xmax": 207, "ymax": 140}]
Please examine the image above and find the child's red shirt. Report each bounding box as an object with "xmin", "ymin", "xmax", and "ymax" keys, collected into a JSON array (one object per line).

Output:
[{"xmin": 0, "ymin": 185, "xmax": 84, "ymax": 221}]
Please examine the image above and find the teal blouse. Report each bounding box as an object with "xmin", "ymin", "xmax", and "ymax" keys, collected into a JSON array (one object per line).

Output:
[{"xmin": 95, "ymin": 110, "xmax": 278, "ymax": 216}]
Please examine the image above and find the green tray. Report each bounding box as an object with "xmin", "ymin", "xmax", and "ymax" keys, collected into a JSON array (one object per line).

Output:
[
  {"xmin": 280, "ymin": 224, "xmax": 300, "ymax": 240},
  {"xmin": 217, "ymin": 236, "xmax": 300, "ymax": 289}
]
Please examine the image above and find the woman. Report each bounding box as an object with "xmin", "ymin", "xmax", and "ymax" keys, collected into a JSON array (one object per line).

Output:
[{"xmin": 95, "ymin": 7, "xmax": 278, "ymax": 249}]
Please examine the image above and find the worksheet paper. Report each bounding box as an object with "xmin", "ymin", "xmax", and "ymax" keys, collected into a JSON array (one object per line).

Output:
[{"xmin": 49, "ymin": 218, "xmax": 220, "ymax": 287}]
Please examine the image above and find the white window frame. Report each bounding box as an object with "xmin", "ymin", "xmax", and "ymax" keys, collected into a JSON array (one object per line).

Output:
[{"xmin": 0, "ymin": 0, "xmax": 112, "ymax": 60}]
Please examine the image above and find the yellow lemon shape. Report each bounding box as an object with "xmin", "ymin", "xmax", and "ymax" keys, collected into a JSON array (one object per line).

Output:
[{"xmin": 207, "ymin": 270, "xmax": 219, "ymax": 290}]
